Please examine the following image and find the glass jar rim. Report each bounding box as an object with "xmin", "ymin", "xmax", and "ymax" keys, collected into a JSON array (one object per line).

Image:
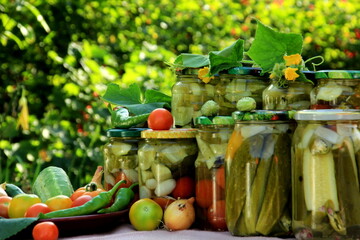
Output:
[{"xmin": 294, "ymin": 109, "xmax": 360, "ymax": 121}]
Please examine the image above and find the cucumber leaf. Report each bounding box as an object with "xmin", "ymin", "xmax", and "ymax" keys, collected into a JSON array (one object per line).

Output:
[
  {"xmin": 209, "ymin": 38, "xmax": 244, "ymax": 76},
  {"xmin": 247, "ymin": 20, "xmax": 303, "ymax": 73},
  {"xmin": 0, "ymin": 217, "xmax": 38, "ymax": 240},
  {"xmin": 102, "ymin": 83, "xmax": 171, "ymax": 115},
  {"xmin": 171, "ymin": 53, "xmax": 209, "ymax": 69}
]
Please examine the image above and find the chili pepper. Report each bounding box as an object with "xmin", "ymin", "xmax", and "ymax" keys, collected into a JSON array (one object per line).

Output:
[
  {"xmin": 97, "ymin": 183, "xmax": 138, "ymax": 214},
  {"xmin": 111, "ymin": 107, "xmax": 150, "ymax": 128},
  {"xmin": 40, "ymin": 180, "xmax": 126, "ymax": 219}
]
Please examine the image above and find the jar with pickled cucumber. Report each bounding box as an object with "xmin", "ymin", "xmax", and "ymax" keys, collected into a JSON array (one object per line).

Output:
[
  {"xmin": 138, "ymin": 129, "xmax": 198, "ymax": 200},
  {"xmin": 171, "ymin": 68, "xmax": 215, "ymax": 127},
  {"xmin": 215, "ymin": 67, "xmax": 268, "ymax": 115},
  {"xmin": 292, "ymin": 110, "xmax": 360, "ymax": 239},
  {"xmin": 103, "ymin": 128, "xmax": 143, "ymax": 190},
  {"xmin": 225, "ymin": 110, "xmax": 295, "ymax": 236},
  {"xmin": 310, "ymin": 70, "xmax": 360, "ymax": 109},
  {"xmin": 194, "ymin": 116, "xmax": 234, "ymax": 231},
  {"xmin": 263, "ymin": 71, "xmax": 315, "ymax": 110}
]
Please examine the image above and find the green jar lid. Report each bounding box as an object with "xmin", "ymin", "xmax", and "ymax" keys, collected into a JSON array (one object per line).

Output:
[
  {"xmin": 195, "ymin": 116, "xmax": 235, "ymax": 126},
  {"xmin": 315, "ymin": 70, "xmax": 360, "ymax": 79},
  {"xmin": 294, "ymin": 109, "xmax": 360, "ymax": 121},
  {"xmin": 175, "ymin": 68, "xmax": 201, "ymax": 75},
  {"xmin": 232, "ymin": 110, "xmax": 295, "ymax": 121},
  {"xmin": 303, "ymin": 71, "xmax": 316, "ymax": 80},
  {"xmin": 107, "ymin": 128, "xmax": 145, "ymax": 138},
  {"xmin": 221, "ymin": 67, "xmax": 263, "ymax": 76}
]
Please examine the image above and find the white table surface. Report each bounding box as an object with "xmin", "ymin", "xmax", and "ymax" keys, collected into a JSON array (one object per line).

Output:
[{"xmin": 61, "ymin": 224, "xmax": 295, "ymax": 240}]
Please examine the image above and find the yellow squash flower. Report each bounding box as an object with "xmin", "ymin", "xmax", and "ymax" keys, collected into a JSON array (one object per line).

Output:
[
  {"xmin": 284, "ymin": 67, "xmax": 299, "ymax": 81},
  {"xmin": 283, "ymin": 54, "xmax": 302, "ymax": 66},
  {"xmin": 198, "ymin": 67, "xmax": 214, "ymax": 83}
]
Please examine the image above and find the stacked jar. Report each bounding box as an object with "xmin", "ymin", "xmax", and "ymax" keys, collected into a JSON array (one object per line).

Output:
[
  {"xmin": 215, "ymin": 67, "xmax": 268, "ymax": 115},
  {"xmin": 310, "ymin": 70, "xmax": 360, "ymax": 109},
  {"xmin": 194, "ymin": 116, "xmax": 234, "ymax": 231},
  {"xmin": 263, "ymin": 71, "xmax": 315, "ymax": 110},
  {"xmin": 292, "ymin": 110, "xmax": 360, "ymax": 239},
  {"xmin": 137, "ymin": 129, "xmax": 198, "ymax": 202},
  {"xmin": 171, "ymin": 68, "xmax": 216, "ymax": 127},
  {"xmin": 103, "ymin": 128, "xmax": 143, "ymax": 190},
  {"xmin": 225, "ymin": 110, "xmax": 295, "ymax": 236}
]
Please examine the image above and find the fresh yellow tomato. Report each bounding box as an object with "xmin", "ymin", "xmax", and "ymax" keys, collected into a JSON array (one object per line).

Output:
[
  {"xmin": 8, "ymin": 194, "xmax": 41, "ymax": 218},
  {"xmin": 45, "ymin": 195, "xmax": 72, "ymax": 211},
  {"xmin": 129, "ymin": 198, "xmax": 163, "ymax": 231}
]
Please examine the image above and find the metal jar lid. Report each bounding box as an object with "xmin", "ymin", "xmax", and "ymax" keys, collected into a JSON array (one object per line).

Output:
[
  {"xmin": 232, "ymin": 110, "xmax": 295, "ymax": 121},
  {"xmin": 195, "ymin": 116, "xmax": 235, "ymax": 126},
  {"xmin": 141, "ymin": 128, "xmax": 198, "ymax": 139},
  {"xmin": 107, "ymin": 128, "xmax": 145, "ymax": 138},
  {"xmin": 294, "ymin": 109, "xmax": 360, "ymax": 121},
  {"xmin": 315, "ymin": 70, "xmax": 360, "ymax": 79}
]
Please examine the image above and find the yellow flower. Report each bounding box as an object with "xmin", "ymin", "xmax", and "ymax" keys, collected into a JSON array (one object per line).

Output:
[
  {"xmin": 283, "ymin": 54, "xmax": 302, "ymax": 66},
  {"xmin": 198, "ymin": 67, "xmax": 214, "ymax": 83},
  {"xmin": 284, "ymin": 67, "xmax": 299, "ymax": 81}
]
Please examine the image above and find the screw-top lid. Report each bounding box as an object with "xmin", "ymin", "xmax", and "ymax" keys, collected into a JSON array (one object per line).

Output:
[
  {"xmin": 195, "ymin": 116, "xmax": 235, "ymax": 126},
  {"xmin": 232, "ymin": 110, "xmax": 295, "ymax": 121},
  {"xmin": 315, "ymin": 70, "xmax": 360, "ymax": 79},
  {"xmin": 221, "ymin": 67, "xmax": 263, "ymax": 76},
  {"xmin": 107, "ymin": 128, "xmax": 145, "ymax": 138},
  {"xmin": 294, "ymin": 109, "xmax": 360, "ymax": 121},
  {"xmin": 141, "ymin": 128, "xmax": 198, "ymax": 139}
]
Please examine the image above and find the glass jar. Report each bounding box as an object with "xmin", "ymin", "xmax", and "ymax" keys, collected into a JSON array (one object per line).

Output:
[
  {"xmin": 225, "ymin": 110, "xmax": 295, "ymax": 236},
  {"xmin": 138, "ymin": 129, "xmax": 198, "ymax": 200},
  {"xmin": 292, "ymin": 110, "xmax": 360, "ymax": 239},
  {"xmin": 263, "ymin": 71, "xmax": 315, "ymax": 110},
  {"xmin": 215, "ymin": 67, "xmax": 268, "ymax": 115},
  {"xmin": 310, "ymin": 70, "xmax": 360, "ymax": 109},
  {"xmin": 103, "ymin": 128, "xmax": 143, "ymax": 190},
  {"xmin": 194, "ymin": 116, "xmax": 234, "ymax": 231},
  {"xmin": 171, "ymin": 68, "xmax": 210, "ymax": 127}
]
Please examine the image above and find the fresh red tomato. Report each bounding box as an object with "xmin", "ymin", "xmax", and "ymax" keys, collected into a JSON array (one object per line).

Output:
[
  {"xmin": 45, "ymin": 195, "xmax": 72, "ymax": 211},
  {"xmin": 215, "ymin": 166, "xmax": 225, "ymax": 189},
  {"xmin": 207, "ymin": 200, "xmax": 227, "ymax": 231},
  {"xmin": 147, "ymin": 108, "xmax": 173, "ymax": 130},
  {"xmin": 25, "ymin": 203, "xmax": 51, "ymax": 217},
  {"xmin": 0, "ymin": 196, "xmax": 12, "ymax": 218},
  {"xmin": 32, "ymin": 221, "xmax": 59, "ymax": 240},
  {"xmin": 71, "ymin": 195, "xmax": 92, "ymax": 207},
  {"xmin": 171, "ymin": 176, "xmax": 195, "ymax": 199}
]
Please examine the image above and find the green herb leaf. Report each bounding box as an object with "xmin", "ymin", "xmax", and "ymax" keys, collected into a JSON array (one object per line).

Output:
[
  {"xmin": 102, "ymin": 83, "xmax": 171, "ymax": 115},
  {"xmin": 0, "ymin": 217, "xmax": 38, "ymax": 240},
  {"xmin": 209, "ymin": 39, "xmax": 244, "ymax": 76},
  {"xmin": 247, "ymin": 20, "xmax": 303, "ymax": 73},
  {"xmin": 171, "ymin": 53, "xmax": 209, "ymax": 69}
]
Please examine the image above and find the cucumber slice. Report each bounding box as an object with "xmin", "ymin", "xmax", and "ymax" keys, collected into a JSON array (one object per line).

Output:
[
  {"xmin": 303, "ymin": 148, "xmax": 339, "ymax": 211},
  {"xmin": 240, "ymin": 125, "xmax": 267, "ymax": 139},
  {"xmin": 161, "ymin": 145, "xmax": 188, "ymax": 164},
  {"xmin": 151, "ymin": 163, "xmax": 172, "ymax": 182},
  {"xmin": 111, "ymin": 142, "xmax": 132, "ymax": 156},
  {"xmin": 316, "ymin": 81, "xmax": 343, "ymax": 101},
  {"xmin": 299, "ymin": 124, "xmax": 320, "ymax": 149}
]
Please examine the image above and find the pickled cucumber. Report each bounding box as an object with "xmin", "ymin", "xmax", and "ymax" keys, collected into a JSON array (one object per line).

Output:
[
  {"xmin": 256, "ymin": 134, "xmax": 292, "ymax": 235},
  {"xmin": 333, "ymin": 137, "xmax": 360, "ymax": 226},
  {"xmin": 303, "ymin": 148, "xmax": 339, "ymax": 212},
  {"xmin": 316, "ymin": 81, "xmax": 343, "ymax": 101},
  {"xmin": 151, "ymin": 163, "xmax": 172, "ymax": 182}
]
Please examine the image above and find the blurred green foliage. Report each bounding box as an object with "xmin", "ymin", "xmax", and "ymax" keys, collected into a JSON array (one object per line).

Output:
[{"xmin": 1, "ymin": 0, "xmax": 359, "ymax": 191}]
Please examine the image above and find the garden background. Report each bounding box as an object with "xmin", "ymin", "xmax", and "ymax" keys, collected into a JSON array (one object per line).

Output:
[{"xmin": 1, "ymin": 0, "xmax": 359, "ymax": 191}]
